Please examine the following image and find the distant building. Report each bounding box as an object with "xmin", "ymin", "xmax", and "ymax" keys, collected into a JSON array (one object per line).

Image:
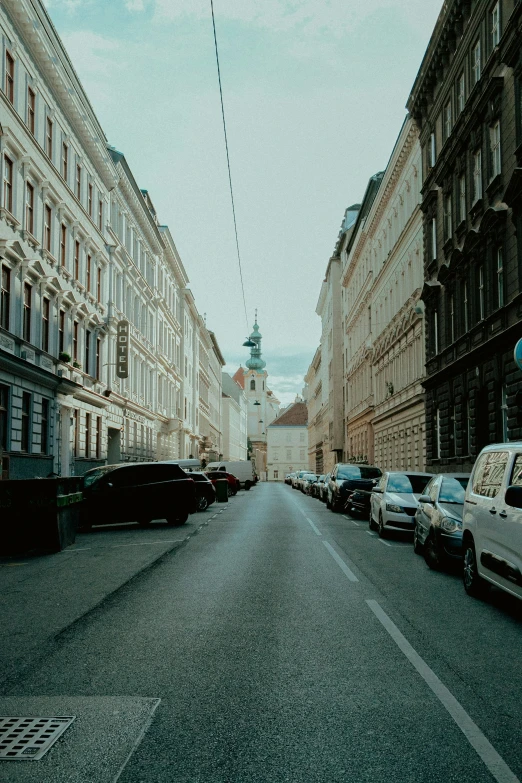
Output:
[
  {"xmin": 221, "ymin": 372, "xmax": 248, "ymax": 460},
  {"xmin": 266, "ymin": 401, "xmax": 308, "ymax": 481}
]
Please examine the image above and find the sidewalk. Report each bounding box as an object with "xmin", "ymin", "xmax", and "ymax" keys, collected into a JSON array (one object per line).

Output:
[{"xmin": 0, "ymin": 505, "xmax": 227, "ymax": 685}]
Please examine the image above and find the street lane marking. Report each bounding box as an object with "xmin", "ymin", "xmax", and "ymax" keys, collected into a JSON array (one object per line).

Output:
[
  {"xmin": 378, "ymin": 539, "xmax": 393, "ymax": 547},
  {"xmin": 322, "ymin": 541, "xmax": 359, "ymax": 582},
  {"xmin": 366, "ymin": 531, "xmax": 377, "ymax": 537},
  {"xmin": 343, "ymin": 516, "xmax": 361, "ymax": 527},
  {"xmin": 305, "ymin": 517, "xmax": 322, "ymax": 537},
  {"xmin": 366, "ymin": 599, "xmax": 520, "ymax": 783},
  {"xmin": 111, "ymin": 541, "xmax": 185, "ymax": 548}
]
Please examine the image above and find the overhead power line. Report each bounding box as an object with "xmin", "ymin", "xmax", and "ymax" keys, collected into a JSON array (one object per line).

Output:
[{"xmin": 210, "ymin": 0, "xmax": 250, "ymax": 332}]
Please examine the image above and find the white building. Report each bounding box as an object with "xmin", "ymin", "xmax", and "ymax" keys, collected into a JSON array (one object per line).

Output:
[
  {"xmin": 221, "ymin": 372, "xmax": 247, "ymax": 460},
  {"xmin": 266, "ymin": 401, "xmax": 308, "ymax": 481}
]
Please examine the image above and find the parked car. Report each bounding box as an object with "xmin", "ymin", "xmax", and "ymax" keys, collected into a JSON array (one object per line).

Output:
[
  {"xmin": 345, "ymin": 489, "xmax": 372, "ymax": 519},
  {"xmin": 319, "ymin": 473, "xmax": 331, "ymax": 502},
  {"xmin": 414, "ymin": 474, "xmax": 469, "ymax": 568},
  {"xmin": 285, "ymin": 473, "xmax": 295, "ymax": 485},
  {"xmin": 205, "ymin": 460, "xmax": 255, "ymax": 490},
  {"xmin": 81, "ymin": 462, "xmax": 197, "ymax": 529},
  {"xmin": 369, "ymin": 471, "xmax": 433, "ymax": 537},
  {"xmin": 302, "ymin": 474, "xmax": 318, "ymax": 495},
  {"xmin": 312, "ymin": 475, "xmax": 326, "ymax": 498},
  {"xmin": 462, "ymin": 443, "xmax": 522, "ymax": 600},
  {"xmin": 206, "ymin": 470, "xmax": 240, "ymax": 496},
  {"xmin": 327, "ymin": 464, "xmax": 382, "ymax": 512},
  {"xmin": 184, "ymin": 470, "xmax": 216, "ymax": 512}
]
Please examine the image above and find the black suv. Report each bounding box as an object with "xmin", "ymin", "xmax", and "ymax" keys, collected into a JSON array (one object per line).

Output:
[{"xmin": 327, "ymin": 463, "xmax": 382, "ymax": 512}]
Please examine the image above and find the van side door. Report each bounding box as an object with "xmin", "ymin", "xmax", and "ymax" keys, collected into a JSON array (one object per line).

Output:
[{"xmin": 467, "ymin": 450, "xmax": 509, "ymax": 583}]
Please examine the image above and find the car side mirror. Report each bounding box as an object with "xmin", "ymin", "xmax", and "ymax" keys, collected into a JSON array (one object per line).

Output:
[
  {"xmin": 418, "ymin": 495, "xmax": 431, "ymax": 504},
  {"xmin": 106, "ymin": 482, "xmax": 113, "ymax": 489},
  {"xmin": 505, "ymin": 485, "xmax": 522, "ymax": 509}
]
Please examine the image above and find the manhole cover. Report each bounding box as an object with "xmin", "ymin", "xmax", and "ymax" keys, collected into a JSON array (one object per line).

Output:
[{"xmin": 0, "ymin": 716, "xmax": 76, "ymax": 760}]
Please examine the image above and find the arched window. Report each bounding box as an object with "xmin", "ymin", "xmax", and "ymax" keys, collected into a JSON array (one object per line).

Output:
[{"xmin": 250, "ymin": 379, "xmax": 256, "ymax": 391}]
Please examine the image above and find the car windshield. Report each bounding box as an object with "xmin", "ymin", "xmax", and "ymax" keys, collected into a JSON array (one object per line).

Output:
[
  {"xmin": 337, "ymin": 466, "xmax": 382, "ymax": 480},
  {"xmin": 387, "ymin": 474, "xmax": 432, "ymax": 493},
  {"xmin": 83, "ymin": 466, "xmax": 117, "ymax": 488},
  {"xmin": 439, "ymin": 477, "xmax": 469, "ymax": 503}
]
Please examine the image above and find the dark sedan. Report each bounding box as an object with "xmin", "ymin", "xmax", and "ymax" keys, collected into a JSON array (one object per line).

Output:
[
  {"xmin": 327, "ymin": 464, "xmax": 382, "ymax": 512},
  {"xmin": 184, "ymin": 471, "xmax": 216, "ymax": 511},
  {"xmin": 414, "ymin": 473, "xmax": 470, "ymax": 569}
]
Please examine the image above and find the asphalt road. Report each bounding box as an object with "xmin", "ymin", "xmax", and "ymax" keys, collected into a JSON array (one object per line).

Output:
[{"xmin": 3, "ymin": 483, "xmax": 522, "ymax": 783}]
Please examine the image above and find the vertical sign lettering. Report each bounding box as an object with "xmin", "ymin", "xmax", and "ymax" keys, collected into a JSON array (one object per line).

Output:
[{"xmin": 116, "ymin": 319, "xmax": 129, "ymax": 379}]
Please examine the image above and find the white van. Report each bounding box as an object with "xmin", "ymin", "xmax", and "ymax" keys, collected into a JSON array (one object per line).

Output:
[
  {"xmin": 205, "ymin": 461, "xmax": 256, "ymax": 490},
  {"xmin": 462, "ymin": 442, "xmax": 522, "ymax": 600},
  {"xmin": 167, "ymin": 459, "xmax": 202, "ymax": 471}
]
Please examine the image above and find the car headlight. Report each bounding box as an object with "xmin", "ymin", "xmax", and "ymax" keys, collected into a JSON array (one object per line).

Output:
[
  {"xmin": 386, "ymin": 503, "xmax": 403, "ymax": 513},
  {"xmin": 441, "ymin": 517, "xmax": 462, "ymax": 533}
]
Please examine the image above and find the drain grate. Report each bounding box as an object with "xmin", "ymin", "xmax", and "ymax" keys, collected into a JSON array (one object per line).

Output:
[{"xmin": 0, "ymin": 716, "xmax": 76, "ymax": 760}]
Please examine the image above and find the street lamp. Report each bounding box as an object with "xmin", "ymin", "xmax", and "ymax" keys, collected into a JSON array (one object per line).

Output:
[
  {"xmin": 243, "ymin": 337, "xmax": 256, "ymax": 347},
  {"xmin": 253, "ymin": 400, "xmax": 261, "ymax": 406}
]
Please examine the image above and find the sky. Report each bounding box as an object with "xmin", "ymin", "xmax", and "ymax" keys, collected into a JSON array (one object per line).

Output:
[{"xmin": 44, "ymin": 0, "xmax": 443, "ymax": 404}]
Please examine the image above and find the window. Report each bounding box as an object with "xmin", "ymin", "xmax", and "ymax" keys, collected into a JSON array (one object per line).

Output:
[
  {"xmin": 472, "ymin": 39, "xmax": 481, "ymax": 85},
  {"xmin": 449, "ymin": 294, "xmax": 455, "ymax": 343},
  {"xmin": 273, "ymin": 470, "xmax": 279, "ymax": 480},
  {"xmin": 465, "ymin": 397, "xmax": 471, "ymax": 455},
  {"xmin": 3, "ymin": 154, "xmax": 13, "ymax": 215},
  {"xmin": 74, "ymin": 240, "xmax": 80, "ymax": 280},
  {"xmin": 458, "ymin": 174, "xmax": 466, "ymax": 223},
  {"xmin": 434, "ymin": 407, "xmax": 441, "ymax": 459},
  {"xmin": 431, "ymin": 217, "xmax": 437, "ymax": 261},
  {"xmin": 97, "ymin": 267, "xmax": 101, "ymax": 303},
  {"xmin": 86, "ymin": 254, "xmax": 92, "ymax": 293},
  {"xmin": 25, "ymin": 181, "xmax": 34, "ymax": 234},
  {"xmin": 429, "ymin": 132, "xmax": 436, "ymax": 167},
  {"xmin": 85, "ymin": 412, "xmax": 91, "ymax": 458},
  {"xmin": 23, "ymin": 282, "xmax": 31, "ymax": 342},
  {"xmin": 479, "ymin": 266, "xmax": 485, "ymax": 320},
  {"xmin": 286, "ymin": 449, "xmax": 292, "ymax": 460},
  {"xmin": 443, "ymin": 100, "xmax": 452, "ymax": 141},
  {"xmin": 472, "ymin": 451, "xmax": 508, "ymax": 497},
  {"xmin": 496, "ymin": 247, "xmax": 504, "ymax": 308},
  {"xmin": 98, "ymin": 200, "xmax": 104, "ymax": 232},
  {"xmin": 46, "ymin": 117, "xmax": 53, "ymax": 160},
  {"xmin": 21, "ymin": 392, "xmax": 31, "ymax": 452},
  {"xmin": 490, "ymin": 121, "xmax": 501, "ymax": 178},
  {"xmin": 62, "ymin": 143, "xmax": 68, "ymax": 181},
  {"xmin": 250, "ymin": 379, "xmax": 256, "ymax": 391},
  {"xmin": 5, "ymin": 50, "xmax": 14, "ymax": 104},
  {"xmin": 88, "ymin": 183, "xmax": 93, "ymax": 217},
  {"xmin": 501, "ymin": 385, "xmax": 508, "ymax": 442},
  {"xmin": 41, "ymin": 398, "xmax": 49, "ymax": 454},
  {"xmin": 85, "ymin": 329, "xmax": 91, "ymax": 375},
  {"xmin": 1, "ymin": 264, "xmax": 10, "ymax": 330},
  {"xmin": 473, "ymin": 149, "xmax": 482, "ymax": 203},
  {"xmin": 42, "ymin": 297, "xmax": 50, "ymax": 352},
  {"xmin": 73, "ymin": 320, "xmax": 78, "ymax": 360},
  {"xmin": 444, "ymin": 193, "xmax": 452, "ymax": 240},
  {"xmin": 58, "ymin": 309, "xmax": 65, "ymax": 353},
  {"xmin": 96, "ymin": 415, "xmax": 101, "ymax": 458},
  {"xmin": 457, "ymin": 72, "xmax": 465, "ymax": 114},
  {"xmin": 76, "ymin": 164, "xmax": 81, "ymax": 200},
  {"xmin": 27, "ymin": 87, "xmax": 35, "ymax": 134},
  {"xmin": 449, "ymin": 404, "xmax": 457, "ymax": 457},
  {"xmin": 433, "ymin": 309, "xmax": 439, "ymax": 354},
  {"xmin": 0, "ymin": 384, "xmax": 8, "ymax": 450},
  {"xmin": 491, "ymin": 2, "xmax": 500, "ymax": 49},
  {"xmin": 463, "ymin": 280, "xmax": 469, "ymax": 333},
  {"xmin": 60, "ymin": 223, "xmax": 66, "ymax": 266},
  {"xmin": 73, "ymin": 409, "xmax": 78, "ymax": 457},
  {"xmin": 44, "ymin": 205, "xmax": 52, "ymax": 252},
  {"xmin": 96, "ymin": 337, "xmax": 101, "ymax": 379}
]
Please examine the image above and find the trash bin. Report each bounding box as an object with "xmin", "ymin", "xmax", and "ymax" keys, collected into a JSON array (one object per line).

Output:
[
  {"xmin": 215, "ymin": 479, "xmax": 229, "ymax": 503},
  {"xmin": 0, "ymin": 476, "xmax": 82, "ymax": 556}
]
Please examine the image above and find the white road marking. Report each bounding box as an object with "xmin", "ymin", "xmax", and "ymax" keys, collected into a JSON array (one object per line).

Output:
[
  {"xmin": 378, "ymin": 539, "xmax": 393, "ymax": 547},
  {"xmin": 111, "ymin": 541, "xmax": 185, "ymax": 548},
  {"xmin": 343, "ymin": 516, "xmax": 361, "ymax": 526},
  {"xmin": 322, "ymin": 541, "xmax": 359, "ymax": 582},
  {"xmin": 366, "ymin": 599, "xmax": 520, "ymax": 783},
  {"xmin": 305, "ymin": 517, "xmax": 322, "ymax": 536},
  {"xmin": 366, "ymin": 531, "xmax": 377, "ymax": 537}
]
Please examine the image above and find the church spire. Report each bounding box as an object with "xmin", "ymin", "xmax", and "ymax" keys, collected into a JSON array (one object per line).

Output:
[{"xmin": 245, "ymin": 311, "xmax": 266, "ymax": 370}]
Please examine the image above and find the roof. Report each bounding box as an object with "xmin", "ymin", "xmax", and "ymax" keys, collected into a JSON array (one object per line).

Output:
[
  {"xmin": 232, "ymin": 366, "xmax": 245, "ymax": 389},
  {"xmin": 268, "ymin": 402, "xmax": 308, "ymax": 427}
]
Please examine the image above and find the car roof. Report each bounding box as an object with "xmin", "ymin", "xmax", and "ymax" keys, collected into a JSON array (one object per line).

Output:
[
  {"xmin": 479, "ymin": 442, "xmax": 522, "ymax": 451},
  {"xmin": 438, "ymin": 473, "xmax": 470, "ymax": 479},
  {"xmin": 386, "ymin": 471, "xmax": 433, "ymax": 476}
]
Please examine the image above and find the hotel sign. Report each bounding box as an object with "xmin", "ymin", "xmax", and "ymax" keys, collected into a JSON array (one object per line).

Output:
[{"xmin": 116, "ymin": 320, "xmax": 129, "ymax": 379}]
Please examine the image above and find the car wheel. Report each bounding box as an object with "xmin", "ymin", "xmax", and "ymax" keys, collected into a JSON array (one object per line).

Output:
[
  {"xmin": 167, "ymin": 511, "xmax": 188, "ymax": 526},
  {"xmin": 463, "ymin": 539, "xmax": 487, "ymax": 597},
  {"xmin": 197, "ymin": 496, "xmax": 209, "ymax": 512},
  {"xmin": 424, "ymin": 532, "xmax": 443, "ymax": 570},
  {"xmin": 326, "ymin": 496, "xmax": 331, "ymax": 510},
  {"xmin": 378, "ymin": 512, "xmax": 387, "ymax": 538},
  {"xmin": 369, "ymin": 513, "xmax": 376, "ymax": 531},
  {"xmin": 413, "ymin": 524, "xmax": 423, "ymax": 555},
  {"xmin": 245, "ymin": 481, "xmax": 251, "ymax": 491},
  {"xmin": 227, "ymin": 486, "xmax": 233, "ymax": 497}
]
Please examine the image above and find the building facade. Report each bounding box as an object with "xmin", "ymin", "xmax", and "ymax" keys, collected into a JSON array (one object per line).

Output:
[
  {"xmin": 408, "ymin": 0, "xmax": 522, "ymax": 472},
  {"xmin": 221, "ymin": 372, "xmax": 248, "ymax": 461},
  {"xmin": 0, "ymin": 0, "xmax": 226, "ymax": 478},
  {"xmin": 266, "ymin": 401, "xmax": 308, "ymax": 481}
]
